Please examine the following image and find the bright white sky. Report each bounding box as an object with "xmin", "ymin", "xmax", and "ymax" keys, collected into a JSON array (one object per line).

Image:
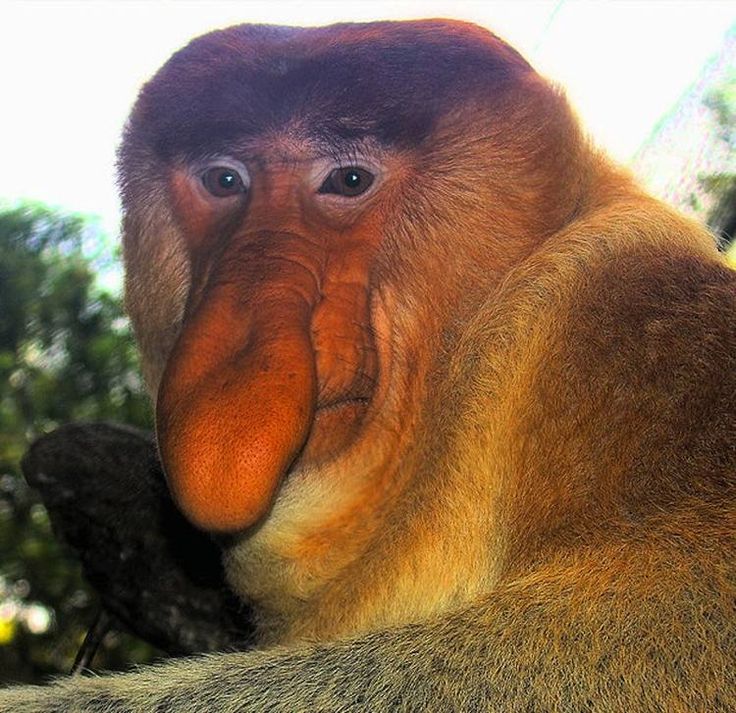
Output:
[{"xmin": 1, "ymin": 0, "xmax": 734, "ymax": 237}]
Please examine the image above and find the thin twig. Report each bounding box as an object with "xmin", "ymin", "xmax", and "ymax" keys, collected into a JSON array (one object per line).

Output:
[{"xmin": 70, "ymin": 609, "xmax": 113, "ymax": 676}]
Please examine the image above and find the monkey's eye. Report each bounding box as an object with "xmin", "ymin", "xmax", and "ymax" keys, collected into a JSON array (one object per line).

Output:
[
  {"xmin": 202, "ymin": 166, "xmax": 248, "ymax": 197},
  {"xmin": 318, "ymin": 167, "xmax": 374, "ymax": 197}
]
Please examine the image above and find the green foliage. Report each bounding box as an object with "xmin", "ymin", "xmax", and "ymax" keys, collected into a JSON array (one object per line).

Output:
[
  {"xmin": 700, "ymin": 74, "xmax": 736, "ymax": 254},
  {"xmin": 0, "ymin": 202, "xmax": 155, "ymax": 683},
  {"xmin": 704, "ymin": 72, "xmax": 736, "ymax": 149}
]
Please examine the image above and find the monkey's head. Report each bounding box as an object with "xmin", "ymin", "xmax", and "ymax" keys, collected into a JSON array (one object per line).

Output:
[{"xmin": 119, "ymin": 20, "xmax": 588, "ymax": 535}]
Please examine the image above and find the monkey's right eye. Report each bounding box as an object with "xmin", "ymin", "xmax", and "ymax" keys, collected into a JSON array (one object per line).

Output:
[{"xmin": 201, "ymin": 167, "xmax": 248, "ymax": 197}]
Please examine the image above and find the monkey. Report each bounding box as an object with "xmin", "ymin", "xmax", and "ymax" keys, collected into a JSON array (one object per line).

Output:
[{"xmin": 1, "ymin": 17, "xmax": 735, "ymax": 712}]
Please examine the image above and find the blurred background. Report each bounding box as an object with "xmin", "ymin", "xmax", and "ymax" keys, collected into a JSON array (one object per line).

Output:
[{"xmin": 0, "ymin": 0, "xmax": 734, "ymax": 684}]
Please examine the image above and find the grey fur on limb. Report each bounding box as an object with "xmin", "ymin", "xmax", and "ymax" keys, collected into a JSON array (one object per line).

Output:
[{"xmin": 2, "ymin": 533, "xmax": 734, "ymax": 712}]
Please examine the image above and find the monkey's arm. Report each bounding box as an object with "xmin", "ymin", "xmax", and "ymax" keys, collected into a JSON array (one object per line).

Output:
[{"xmin": 3, "ymin": 530, "xmax": 732, "ymax": 712}]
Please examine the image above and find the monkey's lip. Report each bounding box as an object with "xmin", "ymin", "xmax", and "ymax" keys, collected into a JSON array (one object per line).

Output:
[
  {"xmin": 313, "ymin": 395, "xmax": 371, "ymax": 428},
  {"xmin": 316, "ymin": 395, "xmax": 371, "ymax": 412},
  {"xmin": 302, "ymin": 396, "xmax": 372, "ymax": 462}
]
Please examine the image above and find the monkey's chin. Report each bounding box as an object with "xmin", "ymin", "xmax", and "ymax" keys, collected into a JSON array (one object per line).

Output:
[{"xmin": 300, "ymin": 398, "xmax": 370, "ymax": 464}]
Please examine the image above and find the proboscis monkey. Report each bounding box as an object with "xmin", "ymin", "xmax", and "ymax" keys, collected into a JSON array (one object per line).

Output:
[{"xmin": 2, "ymin": 19, "xmax": 735, "ymax": 712}]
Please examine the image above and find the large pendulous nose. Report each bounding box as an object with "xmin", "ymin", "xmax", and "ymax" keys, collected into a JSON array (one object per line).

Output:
[{"xmin": 156, "ymin": 230, "xmax": 323, "ymax": 532}]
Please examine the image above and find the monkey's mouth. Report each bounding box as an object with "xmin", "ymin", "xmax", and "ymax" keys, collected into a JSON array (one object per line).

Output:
[
  {"xmin": 302, "ymin": 295, "xmax": 379, "ymax": 463},
  {"xmin": 303, "ymin": 399, "xmax": 368, "ymax": 460},
  {"xmin": 316, "ymin": 396, "xmax": 371, "ymax": 415},
  {"xmin": 304, "ymin": 360, "xmax": 377, "ymax": 463}
]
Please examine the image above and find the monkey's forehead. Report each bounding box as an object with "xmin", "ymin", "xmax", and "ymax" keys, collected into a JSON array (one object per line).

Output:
[{"xmin": 124, "ymin": 19, "xmax": 533, "ymax": 161}]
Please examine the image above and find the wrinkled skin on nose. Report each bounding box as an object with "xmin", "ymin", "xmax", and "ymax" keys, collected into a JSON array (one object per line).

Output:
[{"xmin": 157, "ymin": 231, "xmax": 323, "ymax": 532}]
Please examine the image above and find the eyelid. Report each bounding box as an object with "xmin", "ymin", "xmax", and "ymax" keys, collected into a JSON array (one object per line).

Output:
[{"xmin": 195, "ymin": 158, "xmax": 251, "ymax": 187}]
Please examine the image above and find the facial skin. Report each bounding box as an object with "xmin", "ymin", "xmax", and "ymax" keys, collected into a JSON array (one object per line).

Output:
[{"xmin": 2, "ymin": 19, "xmax": 733, "ymax": 712}]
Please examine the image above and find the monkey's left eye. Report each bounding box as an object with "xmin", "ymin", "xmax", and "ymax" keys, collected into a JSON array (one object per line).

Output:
[
  {"xmin": 202, "ymin": 167, "xmax": 248, "ymax": 197},
  {"xmin": 319, "ymin": 167, "xmax": 374, "ymax": 197}
]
